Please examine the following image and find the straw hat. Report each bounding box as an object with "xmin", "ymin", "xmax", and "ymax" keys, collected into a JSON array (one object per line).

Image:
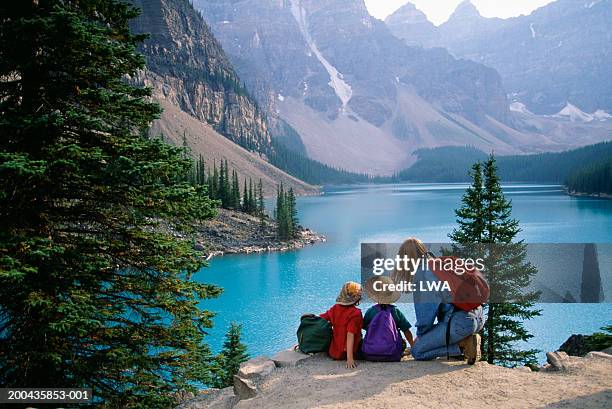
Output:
[
  {"xmin": 366, "ymin": 275, "xmax": 401, "ymax": 304},
  {"xmin": 336, "ymin": 281, "xmax": 362, "ymax": 306}
]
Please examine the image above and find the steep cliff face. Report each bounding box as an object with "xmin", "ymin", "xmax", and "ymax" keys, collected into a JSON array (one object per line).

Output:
[{"xmin": 130, "ymin": 0, "xmax": 271, "ymax": 152}]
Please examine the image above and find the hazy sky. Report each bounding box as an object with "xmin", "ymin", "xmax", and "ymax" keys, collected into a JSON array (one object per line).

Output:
[{"xmin": 364, "ymin": 0, "xmax": 556, "ymax": 25}]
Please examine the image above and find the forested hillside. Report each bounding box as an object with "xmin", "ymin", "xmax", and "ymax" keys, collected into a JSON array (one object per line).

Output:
[
  {"xmin": 566, "ymin": 159, "xmax": 612, "ymax": 196},
  {"xmin": 397, "ymin": 142, "xmax": 612, "ymax": 183}
]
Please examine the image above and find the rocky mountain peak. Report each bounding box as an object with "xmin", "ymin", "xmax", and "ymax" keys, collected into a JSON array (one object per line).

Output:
[
  {"xmin": 385, "ymin": 2, "xmax": 439, "ymax": 47},
  {"xmin": 450, "ymin": 0, "xmax": 481, "ymax": 21},
  {"xmin": 385, "ymin": 2, "xmax": 429, "ymax": 25}
]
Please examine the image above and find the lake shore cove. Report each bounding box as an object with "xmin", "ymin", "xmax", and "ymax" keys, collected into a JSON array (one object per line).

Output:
[{"xmin": 176, "ymin": 348, "xmax": 612, "ymax": 409}]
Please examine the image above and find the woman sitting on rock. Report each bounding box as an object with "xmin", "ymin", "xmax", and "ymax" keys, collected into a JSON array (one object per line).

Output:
[{"xmin": 393, "ymin": 238, "xmax": 486, "ymax": 365}]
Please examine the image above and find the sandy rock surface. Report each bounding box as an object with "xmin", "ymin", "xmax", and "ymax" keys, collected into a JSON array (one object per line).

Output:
[{"xmin": 231, "ymin": 353, "xmax": 612, "ymax": 409}]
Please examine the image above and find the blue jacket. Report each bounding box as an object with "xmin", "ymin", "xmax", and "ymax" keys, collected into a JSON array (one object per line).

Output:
[{"xmin": 413, "ymin": 266, "xmax": 454, "ymax": 337}]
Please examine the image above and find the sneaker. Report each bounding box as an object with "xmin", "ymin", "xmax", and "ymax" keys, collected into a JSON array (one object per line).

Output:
[{"xmin": 458, "ymin": 334, "xmax": 481, "ymax": 365}]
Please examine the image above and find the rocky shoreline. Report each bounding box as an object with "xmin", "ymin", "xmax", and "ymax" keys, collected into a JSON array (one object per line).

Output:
[
  {"xmin": 193, "ymin": 209, "xmax": 326, "ymax": 260},
  {"xmin": 565, "ymin": 189, "xmax": 612, "ymax": 199}
]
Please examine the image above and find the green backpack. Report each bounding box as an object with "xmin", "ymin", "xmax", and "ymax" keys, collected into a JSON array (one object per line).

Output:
[{"xmin": 297, "ymin": 314, "xmax": 332, "ymax": 354}]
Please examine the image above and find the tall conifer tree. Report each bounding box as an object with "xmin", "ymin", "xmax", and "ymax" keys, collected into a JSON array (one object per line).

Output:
[
  {"xmin": 450, "ymin": 156, "xmax": 540, "ymax": 367},
  {"xmin": 0, "ymin": 1, "xmax": 220, "ymax": 406}
]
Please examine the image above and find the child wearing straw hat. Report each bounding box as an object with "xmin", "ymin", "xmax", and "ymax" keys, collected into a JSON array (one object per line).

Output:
[
  {"xmin": 320, "ymin": 281, "xmax": 363, "ymax": 369},
  {"xmin": 362, "ymin": 276, "xmax": 414, "ymax": 360}
]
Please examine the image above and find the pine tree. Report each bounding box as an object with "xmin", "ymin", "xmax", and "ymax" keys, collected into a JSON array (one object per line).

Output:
[
  {"xmin": 0, "ymin": 1, "xmax": 220, "ymax": 406},
  {"xmin": 218, "ymin": 160, "xmax": 226, "ymax": 205},
  {"xmin": 287, "ymin": 188, "xmax": 299, "ymax": 238},
  {"xmin": 197, "ymin": 154, "xmax": 206, "ymax": 186},
  {"xmin": 248, "ymin": 178, "xmax": 255, "ymax": 214},
  {"xmin": 449, "ymin": 156, "xmax": 540, "ymax": 367},
  {"xmin": 230, "ymin": 170, "xmax": 240, "ymax": 209},
  {"xmin": 213, "ymin": 323, "xmax": 249, "ymax": 388},
  {"xmin": 242, "ymin": 177, "xmax": 249, "ymax": 212},
  {"xmin": 275, "ymin": 183, "xmax": 287, "ymax": 239},
  {"xmin": 257, "ymin": 179, "xmax": 266, "ymax": 223}
]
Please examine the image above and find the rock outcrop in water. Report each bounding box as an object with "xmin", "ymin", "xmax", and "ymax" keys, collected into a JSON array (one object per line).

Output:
[{"xmin": 193, "ymin": 209, "xmax": 325, "ymax": 259}]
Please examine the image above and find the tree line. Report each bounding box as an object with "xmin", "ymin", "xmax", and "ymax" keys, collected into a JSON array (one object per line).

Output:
[
  {"xmin": 565, "ymin": 158, "xmax": 612, "ymax": 196},
  {"xmin": 274, "ymin": 183, "xmax": 299, "ymax": 240},
  {"xmin": 189, "ymin": 154, "xmax": 265, "ymax": 217},
  {"xmin": 396, "ymin": 142, "xmax": 612, "ymax": 183},
  {"xmin": 189, "ymin": 154, "xmax": 302, "ymax": 240}
]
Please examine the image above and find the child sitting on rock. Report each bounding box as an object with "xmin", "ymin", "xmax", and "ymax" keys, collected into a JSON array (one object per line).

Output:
[
  {"xmin": 320, "ymin": 281, "xmax": 363, "ymax": 368},
  {"xmin": 361, "ymin": 276, "xmax": 414, "ymax": 362}
]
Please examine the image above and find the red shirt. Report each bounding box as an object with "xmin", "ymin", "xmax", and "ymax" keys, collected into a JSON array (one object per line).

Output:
[{"xmin": 320, "ymin": 304, "xmax": 363, "ymax": 360}]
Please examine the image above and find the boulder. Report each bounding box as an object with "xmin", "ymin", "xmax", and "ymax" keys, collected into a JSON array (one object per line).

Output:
[
  {"xmin": 238, "ymin": 356, "xmax": 276, "ymax": 380},
  {"xmin": 271, "ymin": 348, "xmax": 311, "ymax": 367},
  {"xmin": 514, "ymin": 366, "xmax": 532, "ymax": 372},
  {"xmin": 175, "ymin": 387, "xmax": 235, "ymax": 409},
  {"xmin": 546, "ymin": 351, "xmax": 571, "ymax": 371},
  {"xmin": 601, "ymin": 346, "xmax": 612, "ymax": 355},
  {"xmin": 559, "ymin": 334, "xmax": 587, "ymax": 356},
  {"xmin": 585, "ymin": 351, "xmax": 612, "ymax": 360},
  {"xmin": 193, "ymin": 242, "xmax": 205, "ymax": 251},
  {"xmin": 233, "ymin": 375, "xmax": 257, "ymax": 400}
]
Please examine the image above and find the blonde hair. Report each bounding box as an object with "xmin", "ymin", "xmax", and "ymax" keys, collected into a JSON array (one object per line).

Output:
[{"xmin": 391, "ymin": 238, "xmax": 428, "ymax": 287}]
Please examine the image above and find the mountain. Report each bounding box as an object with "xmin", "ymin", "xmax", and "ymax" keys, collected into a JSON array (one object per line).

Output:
[
  {"xmin": 197, "ymin": 0, "xmax": 610, "ymax": 175},
  {"xmin": 387, "ymin": 0, "xmax": 612, "ymax": 116},
  {"xmin": 129, "ymin": 0, "xmax": 320, "ymax": 194},
  {"xmin": 384, "ymin": 2, "xmax": 439, "ymax": 48},
  {"xmin": 151, "ymin": 100, "xmax": 317, "ymax": 196},
  {"xmin": 130, "ymin": 0, "xmax": 270, "ymax": 152}
]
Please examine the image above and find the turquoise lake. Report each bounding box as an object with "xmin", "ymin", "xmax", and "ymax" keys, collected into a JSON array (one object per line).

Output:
[{"xmin": 197, "ymin": 184, "xmax": 612, "ymax": 362}]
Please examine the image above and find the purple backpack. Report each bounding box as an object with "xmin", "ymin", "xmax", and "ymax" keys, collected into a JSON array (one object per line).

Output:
[{"xmin": 361, "ymin": 305, "xmax": 403, "ymax": 362}]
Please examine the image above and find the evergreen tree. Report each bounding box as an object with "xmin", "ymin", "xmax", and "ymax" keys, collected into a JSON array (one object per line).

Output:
[
  {"xmin": 230, "ymin": 169, "xmax": 240, "ymax": 209},
  {"xmin": 248, "ymin": 178, "xmax": 255, "ymax": 214},
  {"xmin": 0, "ymin": 1, "xmax": 220, "ymax": 406},
  {"xmin": 275, "ymin": 183, "xmax": 287, "ymax": 239},
  {"xmin": 196, "ymin": 154, "xmax": 206, "ymax": 186},
  {"xmin": 449, "ymin": 156, "xmax": 541, "ymax": 367},
  {"xmin": 257, "ymin": 179, "xmax": 266, "ymax": 223},
  {"xmin": 274, "ymin": 184, "xmax": 300, "ymax": 240},
  {"xmin": 287, "ymin": 188, "xmax": 299, "ymax": 238},
  {"xmin": 208, "ymin": 164, "xmax": 216, "ymax": 199},
  {"xmin": 242, "ymin": 177, "xmax": 249, "ymax": 212},
  {"xmin": 218, "ymin": 160, "xmax": 226, "ymax": 205},
  {"xmin": 212, "ymin": 323, "xmax": 249, "ymax": 388}
]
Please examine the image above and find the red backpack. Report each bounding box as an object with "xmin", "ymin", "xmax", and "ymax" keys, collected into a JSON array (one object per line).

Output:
[{"xmin": 427, "ymin": 255, "xmax": 490, "ymax": 311}]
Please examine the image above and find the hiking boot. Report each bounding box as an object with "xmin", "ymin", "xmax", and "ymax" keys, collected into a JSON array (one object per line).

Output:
[{"xmin": 458, "ymin": 334, "xmax": 481, "ymax": 365}]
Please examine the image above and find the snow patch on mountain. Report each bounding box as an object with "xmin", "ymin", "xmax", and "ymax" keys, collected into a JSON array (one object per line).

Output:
[
  {"xmin": 289, "ymin": 0, "xmax": 352, "ymax": 109},
  {"xmin": 554, "ymin": 102, "xmax": 594, "ymax": 122},
  {"xmin": 510, "ymin": 101, "xmax": 533, "ymax": 115},
  {"xmin": 530, "ymin": 23, "xmax": 536, "ymax": 39},
  {"xmin": 592, "ymin": 109, "xmax": 612, "ymax": 121}
]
